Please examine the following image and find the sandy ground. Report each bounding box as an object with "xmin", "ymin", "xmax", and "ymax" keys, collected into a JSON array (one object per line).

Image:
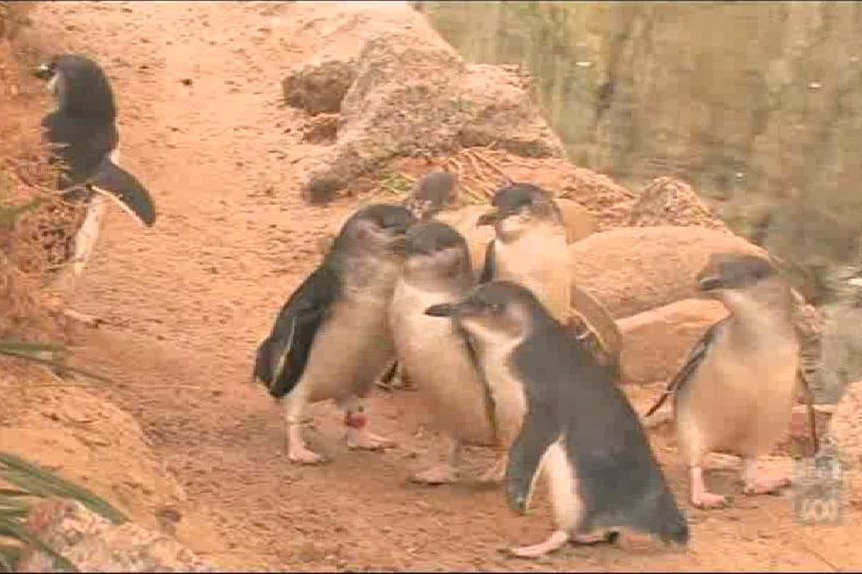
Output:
[{"xmin": 13, "ymin": 1, "xmax": 862, "ymax": 571}]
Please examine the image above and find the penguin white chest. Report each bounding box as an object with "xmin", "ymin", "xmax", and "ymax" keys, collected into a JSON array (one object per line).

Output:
[
  {"xmin": 389, "ymin": 280, "xmax": 497, "ymax": 445},
  {"xmin": 301, "ymin": 297, "xmax": 396, "ymax": 404},
  {"xmin": 467, "ymin": 323, "xmax": 529, "ymax": 449}
]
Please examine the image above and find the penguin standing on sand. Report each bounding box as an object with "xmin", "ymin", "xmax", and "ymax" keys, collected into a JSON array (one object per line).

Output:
[
  {"xmin": 426, "ymin": 281, "xmax": 689, "ymax": 559},
  {"xmin": 645, "ymin": 253, "xmax": 800, "ymax": 509},
  {"xmin": 33, "ymin": 54, "xmax": 156, "ymax": 324},
  {"xmin": 389, "ymin": 220, "xmax": 510, "ymax": 485},
  {"xmin": 253, "ymin": 204, "xmax": 416, "ymax": 464},
  {"xmin": 378, "ymin": 169, "xmax": 460, "ymax": 392},
  {"xmin": 477, "ymin": 182, "xmax": 623, "ymax": 378}
]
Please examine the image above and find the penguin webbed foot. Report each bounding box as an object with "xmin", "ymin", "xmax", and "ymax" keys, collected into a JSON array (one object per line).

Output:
[
  {"xmin": 691, "ymin": 490, "xmax": 731, "ymax": 509},
  {"xmin": 286, "ymin": 422, "xmax": 328, "ymax": 465},
  {"xmin": 502, "ymin": 529, "xmax": 570, "ymax": 559},
  {"xmin": 63, "ymin": 308, "xmax": 104, "ymax": 328},
  {"xmin": 569, "ymin": 530, "xmax": 620, "ymax": 547},
  {"xmin": 346, "ymin": 428, "xmax": 396, "ymax": 451},
  {"xmin": 742, "ymin": 470, "xmax": 791, "ymax": 497},
  {"xmin": 410, "ymin": 464, "xmax": 459, "ymax": 486}
]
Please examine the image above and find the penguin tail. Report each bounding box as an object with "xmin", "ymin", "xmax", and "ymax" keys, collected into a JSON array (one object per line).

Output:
[
  {"xmin": 655, "ymin": 498, "xmax": 690, "ymax": 547},
  {"xmin": 88, "ymin": 157, "xmax": 156, "ymax": 227}
]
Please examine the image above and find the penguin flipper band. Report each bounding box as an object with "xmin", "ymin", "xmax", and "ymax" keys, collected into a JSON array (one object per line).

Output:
[
  {"xmin": 88, "ymin": 157, "xmax": 156, "ymax": 227},
  {"xmin": 644, "ymin": 316, "xmax": 729, "ymax": 417}
]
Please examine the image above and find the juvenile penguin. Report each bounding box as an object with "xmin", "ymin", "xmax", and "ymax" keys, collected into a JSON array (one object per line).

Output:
[
  {"xmin": 644, "ymin": 253, "xmax": 800, "ymax": 509},
  {"xmin": 34, "ymin": 54, "xmax": 156, "ymax": 324},
  {"xmin": 477, "ymin": 182, "xmax": 622, "ymax": 377},
  {"xmin": 426, "ymin": 281, "xmax": 689, "ymax": 558},
  {"xmin": 253, "ymin": 204, "xmax": 416, "ymax": 464},
  {"xmin": 389, "ymin": 220, "xmax": 508, "ymax": 484},
  {"xmin": 401, "ymin": 170, "xmax": 459, "ymax": 222}
]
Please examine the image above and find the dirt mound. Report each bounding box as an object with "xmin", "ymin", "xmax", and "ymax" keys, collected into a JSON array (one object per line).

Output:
[
  {"xmin": 281, "ymin": 4, "xmax": 565, "ymax": 203},
  {"xmin": 628, "ymin": 176, "xmax": 729, "ymax": 230}
]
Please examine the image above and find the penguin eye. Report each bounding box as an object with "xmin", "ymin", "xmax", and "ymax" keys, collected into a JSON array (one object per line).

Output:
[{"xmin": 488, "ymin": 303, "xmax": 505, "ymax": 314}]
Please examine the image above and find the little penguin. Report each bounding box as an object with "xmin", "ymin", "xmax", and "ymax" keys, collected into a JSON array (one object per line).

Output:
[
  {"xmin": 33, "ymin": 54, "xmax": 156, "ymax": 324},
  {"xmin": 477, "ymin": 182, "xmax": 622, "ymax": 378},
  {"xmin": 401, "ymin": 170, "xmax": 459, "ymax": 222},
  {"xmin": 252, "ymin": 204, "xmax": 417, "ymax": 465},
  {"xmin": 389, "ymin": 220, "xmax": 509, "ymax": 485},
  {"xmin": 425, "ymin": 281, "xmax": 689, "ymax": 558},
  {"xmin": 644, "ymin": 252, "xmax": 800, "ymax": 509}
]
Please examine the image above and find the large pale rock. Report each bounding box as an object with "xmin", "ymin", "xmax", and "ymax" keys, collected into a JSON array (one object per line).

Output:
[
  {"xmin": 568, "ymin": 226, "xmax": 765, "ymax": 319},
  {"xmin": 17, "ymin": 499, "xmax": 215, "ymax": 572},
  {"xmin": 616, "ymin": 298, "xmax": 728, "ymax": 386},
  {"xmin": 293, "ymin": 21, "xmax": 565, "ymax": 202}
]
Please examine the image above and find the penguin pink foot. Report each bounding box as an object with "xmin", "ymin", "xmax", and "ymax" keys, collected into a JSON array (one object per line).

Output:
[
  {"xmin": 286, "ymin": 424, "xmax": 326, "ymax": 465},
  {"xmin": 742, "ymin": 459, "xmax": 791, "ymax": 496},
  {"xmin": 344, "ymin": 411, "xmax": 395, "ymax": 451},
  {"xmin": 690, "ymin": 466, "xmax": 730, "ymax": 509},
  {"xmin": 505, "ymin": 530, "xmax": 569, "ymax": 559},
  {"xmin": 410, "ymin": 464, "xmax": 458, "ymax": 485}
]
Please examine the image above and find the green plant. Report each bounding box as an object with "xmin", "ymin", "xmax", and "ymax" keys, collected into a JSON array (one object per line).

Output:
[{"xmin": 0, "ymin": 451, "xmax": 128, "ymax": 572}]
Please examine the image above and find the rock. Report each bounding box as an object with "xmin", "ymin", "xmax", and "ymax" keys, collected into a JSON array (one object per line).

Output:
[
  {"xmin": 616, "ymin": 298, "xmax": 728, "ymax": 386},
  {"xmin": 628, "ymin": 176, "xmax": 728, "ymax": 230},
  {"xmin": 16, "ymin": 499, "xmax": 215, "ymax": 572},
  {"xmin": 825, "ymin": 381, "xmax": 862, "ymax": 506},
  {"xmin": 282, "ymin": 57, "xmax": 357, "ymax": 115},
  {"xmin": 810, "ymin": 293, "xmax": 862, "ymax": 404},
  {"xmin": 568, "ymin": 226, "xmax": 764, "ymax": 319},
  {"xmin": 300, "ymin": 113, "xmax": 340, "ymax": 145},
  {"xmin": 299, "ymin": 26, "xmax": 565, "ymax": 202},
  {"xmin": 555, "ymin": 198, "xmax": 598, "ymax": 243}
]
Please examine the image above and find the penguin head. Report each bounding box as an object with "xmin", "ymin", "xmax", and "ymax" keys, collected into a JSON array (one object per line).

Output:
[
  {"xmin": 476, "ymin": 183, "xmax": 562, "ymax": 241},
  {"xmin": 403, "ymin": 221, "xmax": 473, "ymax": 285},
  {"xmin": 333, "ymin": 203, "xmax": 417, "ymax": 258},
  {"xmin": 425, "ymin": 280, "xmax": 542, "ymax": 342},
  {"xmin": 402, "ymin": 170, "xmax": 459, "ymax": 222},
  {"xmin": 34, "ymin": 54, "xmax": 116, "ymax": 120}
]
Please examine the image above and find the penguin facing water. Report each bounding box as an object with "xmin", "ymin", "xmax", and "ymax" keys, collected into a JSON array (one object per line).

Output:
[
  {"xmin": 389, "ymin": 220, "xmax": 509, "ymax": 485},
  {"xmin": 426, "ymin": 281, "xmax": 689, "ymax": 559},
  {"xmin": 645, "ymin": 253, "xmax": 800, "ymax": 509},
  {"xmin": 253, "ymin": 204, "xmax": 416, "ymax": 465}
]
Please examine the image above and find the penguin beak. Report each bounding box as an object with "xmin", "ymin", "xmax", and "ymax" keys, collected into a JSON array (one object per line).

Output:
[
  {"xmin": 34, "ymin": 63, "xmax": 54, "ymax": 80},
  {"xmin": 424, "ymin": 303, "xmax": 456, "ymax": 317},
  {"xmin": 476, "ymin": 209, "xmax": 501, "ymax": 227},
  {"xmin": 697, "ymin": 274, "xmax": 723, "ymax": 292}
]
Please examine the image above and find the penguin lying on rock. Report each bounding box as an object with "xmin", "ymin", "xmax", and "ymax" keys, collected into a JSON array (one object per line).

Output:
[
  {"xmin": 645, "ymin": 253, "xmax": 800, "ymax": 509},
  {"xmin": 426, "ymin": 281, "xmax": 689, "ymax": 559},
  {"xmin": 33, "ymin": 54, "xmax": 156, "ymax": 326},
  {"xmin": 253, "ymin": 204, "xmax": 416, "ymax": 464}
]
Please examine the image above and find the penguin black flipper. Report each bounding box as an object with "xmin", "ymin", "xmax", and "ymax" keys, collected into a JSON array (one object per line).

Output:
[
  {"xmin": 41, "ymin": 112, "xmax": 119, "ymax": 184},
  {"xmin": 505, "ymin": 400, "xmax": 560, "ymax": 514},
  {"xmin": 253, "ymin": 266, "xmax": 339, "ymax": 399},
  {"xmin": 478, "ymin": 240, "xmax": 496, "ymax": 284},
  {"xmin": 643, "ymin": 316, "xmax": 730, "ymax": 417},
  {"xmin": 88, "ymin": 157, "xmax": 156, "ymax": 227}
]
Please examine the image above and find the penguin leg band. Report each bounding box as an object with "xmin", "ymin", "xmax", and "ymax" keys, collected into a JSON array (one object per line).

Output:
[{"xmin": 344, "ymin": 411, "xmax": 367, "ymax": 429}]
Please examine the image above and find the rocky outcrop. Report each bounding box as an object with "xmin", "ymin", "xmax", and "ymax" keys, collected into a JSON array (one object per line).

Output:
[
  {"xmin": 628, "ymin": 176, "xmax": 728, "ymax": 230},
  {"xmin": 282, "ymin": 5, "xmax": 565, "ymax": 203},
  {"xmin": 17, "ymin": 499, "xmax": 215, "ymax": 572},
  {"xmin": 616, "ymin": 298, "xmax": 728, "ymax": 386}
]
